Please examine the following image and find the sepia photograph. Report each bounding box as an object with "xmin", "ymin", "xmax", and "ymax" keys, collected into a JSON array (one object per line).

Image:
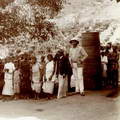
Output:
[{"xmin": 0, "ymin": 0, "xmax": 120, "ymax": 120}]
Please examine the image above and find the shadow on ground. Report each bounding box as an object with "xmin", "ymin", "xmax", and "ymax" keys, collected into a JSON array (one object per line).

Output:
[{"xmin": 106, "ymin": 87, "xmax": 120, "ymax": 98}]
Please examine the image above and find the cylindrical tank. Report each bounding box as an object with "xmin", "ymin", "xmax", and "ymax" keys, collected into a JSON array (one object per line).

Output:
[{"xmin": 82, "ymin": 32, "xmax": 101, "ymax": 90}]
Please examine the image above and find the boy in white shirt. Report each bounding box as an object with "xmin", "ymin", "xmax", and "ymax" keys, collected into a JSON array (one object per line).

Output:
[{"xmin": 101, "ymin": 52, "xmax": 108, "ymax": 87}]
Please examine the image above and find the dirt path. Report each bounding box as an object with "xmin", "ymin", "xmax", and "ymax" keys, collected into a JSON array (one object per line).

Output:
[{"xmin": 0, "ymin": 90, "xmax": 119, "ymax": 120}]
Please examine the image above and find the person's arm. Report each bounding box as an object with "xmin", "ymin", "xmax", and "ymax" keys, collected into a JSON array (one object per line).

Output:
[
  {"xmin": 43, "ymin": 63, "xmax": 47, "ymax": 82},
  {"xmin": 69, "ymin": 49, "xmax": 73, "ymax": 67},
  {"xmin": 79, "ymin": 47, "xmax": 88, "ymax": 62},
  {"xmin": 49, "ymin": 61, "xmax": 55, "ymax": 81},
  {"xmin": 102, "ymin": 56, "xmax": 108, "ymax": 64},
  {"xmin": 117, "ymin": 53, "xmax": 119, "ymax": 61},
  {"xmin": 3, "ymin": 64, "xmax": 7, "ymax": 73},
  {"xmin": 9, "ymin": 64, "xmax": 15, "ymax": 73},
  {"xmin": 105, "ymin": 56, "xmax": 108, "ymax": 64},
  {"xmin": 61, "ymin": 57, "xmax": 69, "ymax": 78}
]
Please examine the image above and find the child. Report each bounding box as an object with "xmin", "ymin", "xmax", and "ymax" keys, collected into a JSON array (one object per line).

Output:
[
  {"xmin": 31, "ymin": 57, "xmax": 41, "ymax": 100},
  {"xmin": 2, "ymin": 57, "xmax": 15, "ymax": 101},
  {"xmin": 14, "ymin": 60, "xmax": 20, "ymax": 100},
  {"xmin": 43, "ymin": 54, "xmax": 55, "ymax": 99},
  {"xmin": 20, "ymin": 54, "xmax": 32, "ymax": 99},
  {"xmin": 101, "ymin": 52, "xmax": 108, "ymax": 87},
  {"xmin": 39, "ymin": 56, "xmax": 46, "ymax": 82}
]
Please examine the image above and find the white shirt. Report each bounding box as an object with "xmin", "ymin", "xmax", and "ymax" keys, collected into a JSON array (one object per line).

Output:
[
  {"xmin": 101, "ymin": 56, "xmax": 108, "ymax": 71},
  {"xmin": 32, "ymin": 63, "xmax": 40, "ymax": 73},
  {"xmin": 46, "ymin": 60, "xmax": 54, "ymax": 80},
  {"xmin": 4, "ymin": 62, "xmax": 15, "ymax": 74},
  {"xmin": 46, "ymin": 61, "xmax": 54, "ymax": 73},
  {"xmin": 4, "ymin": 62, "xmax": 15, "ymax": 81},
  {"xmin": 101, "ymin": 56, "xmax": 108, "ymax": 63},
  {"xmin": 69, "ymin": 46, "xmax": 88, "ymax": 62}
]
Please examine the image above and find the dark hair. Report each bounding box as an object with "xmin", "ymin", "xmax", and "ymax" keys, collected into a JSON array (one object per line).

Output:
[
  {"xmin": 33, "ymin": 56, "xmax": 37, "ymax": 62},
  {"xmin": 101, "ymin": 52, "xmax": 105, "ymax": 56},
  {"xmin": 57, "ymin": 49, "xmax": 64, "ymax": 56},
  {"xmin": 47, "ymin": 54, "xmax": 53, "ymax": 60},
  {"xmin": 41, "ymin": 56, "xmax": 45, "ymax": 60},
  {"xmin": 113, "ymin": 46, "xmax": 118, "ymax": 52}
]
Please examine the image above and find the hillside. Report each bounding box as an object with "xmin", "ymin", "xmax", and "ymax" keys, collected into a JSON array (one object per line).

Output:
[{"xmin": 52, "ymin": 0, "xmax": 120, "ymax": 44}]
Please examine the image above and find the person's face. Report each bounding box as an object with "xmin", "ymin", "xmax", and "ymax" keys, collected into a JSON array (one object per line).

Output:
[
  {"xmin": 64, "ymin": 50, "xmax": 68, "ymax": 56},
  {"xmin": 33, "ymin": 58, "xmax": 36, "ymax": 64},
  {"xmin": 71, "ymin": 41, "xmax": 78, "ymax": 48},
  {"xmin": 113, "ymin": 46, "xmax": 117, "ymax": 52},
  {"xmin": 47, "ymin": 56, "xmax": 52, "ymax": 61},
  {"xmin": 7, "ymin": 57, "xmax": 12, "ymax": 63},
  {"xmin": 107, "ymin": 43, "xmax": 111, "ymax": 49},
  {"xmin": 101, "ymin": 52, "xmax": 104, "ymax": 56}
]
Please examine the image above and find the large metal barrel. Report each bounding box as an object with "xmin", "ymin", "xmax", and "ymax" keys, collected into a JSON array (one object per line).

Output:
[{"xmin": 82, "ymin": 32, "xmax": 101, "ymax": 90}]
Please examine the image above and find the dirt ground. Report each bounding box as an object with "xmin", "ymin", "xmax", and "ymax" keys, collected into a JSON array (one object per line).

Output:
[{"xmin": 0, "ymin": 90, "xmax": 120, "ymax": 120}]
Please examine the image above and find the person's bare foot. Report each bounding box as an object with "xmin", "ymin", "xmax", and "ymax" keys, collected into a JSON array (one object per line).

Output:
[
  {"xmin": 0, "ymin": 96, "xmax": 4, "ymax": 100},
  {"xmin": 80, "ymin": 92, "xmax": 85, "ymax": 96}
]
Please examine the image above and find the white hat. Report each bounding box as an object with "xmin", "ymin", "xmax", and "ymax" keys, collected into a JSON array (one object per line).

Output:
[{"xmin": 69, "ymin": 37, "xmax": 79, "ymax": 44}]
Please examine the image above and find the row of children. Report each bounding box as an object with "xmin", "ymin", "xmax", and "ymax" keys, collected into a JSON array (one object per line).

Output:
[
  {"xmin": 101, "ymin": 42, "xmax": 119, "ymax": 88},
  {"xmin": 0, "ymin": 50, "xmax": 69, "ymax": 101}
]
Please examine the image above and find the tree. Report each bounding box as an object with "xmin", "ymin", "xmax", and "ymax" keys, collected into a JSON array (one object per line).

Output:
[
  {"xmin": 0, "ymin": 0, "xmax": 65, "ymax": 48},
  {"xmin": 28, "ymin": 0, "xmax": 65, "ymax": 18},
  {"xmin": 0, "ymin": 0, "xmax": 14, "ymax": 8}
]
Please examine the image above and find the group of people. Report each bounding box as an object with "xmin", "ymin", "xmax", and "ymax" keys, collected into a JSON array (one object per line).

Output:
[
  {"xmin": 101, "ymin": 42, "xmax": 120, "ymax": 89},
  {"xmin": 0, "ymin": 38, "xmax": 88, "ymax": 101}
]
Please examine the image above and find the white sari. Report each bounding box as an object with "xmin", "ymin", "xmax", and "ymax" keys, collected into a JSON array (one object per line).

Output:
[{"xmin": 2, "ymin": 62, "xmax": 15, "ymax": 95}]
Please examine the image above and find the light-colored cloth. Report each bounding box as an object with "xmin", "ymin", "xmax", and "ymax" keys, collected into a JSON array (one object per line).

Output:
[
  {"xmin": 31, "ymin": 82, "xmax": 42, "ymax": 93},
  {"xmin": 32, "ymin": 63, "xmax": 40, "ymax": 73},
  {"xmin": 42, "ymin": 81, "xmax": 54, "ymax": 94},
  {"xmin": 101, "ymin": 56, "xmax": 108, "ymax": 71},
  {"xmin": 108, "ymin": 48, "xmax": 113, "ymax": 53},
  {"xmin": 46, "ymin": 61, "xmax": 54, "ymax": 81},
  {"xmin": 101, "ymin": 56, "xmax": 108, "ymax": 63},
  {"xmin": 69, "ymin": 46, "xmax": 88, "ymax": 63},
  {"xmin": 14, "ymin": 69, "xmax": 20, "ymax": 94},
  {"xmin": 101, "ymin": 56, "xmax": 108, "ymax": 77},
  {"xmin": 2, "ymin": 62, "xmax": 15, "ymax": 95},
  {"xmin": 57, "ymin": 75, "xmax": 68, "ymax": 99},
  {"xmin": 72, "ymin": 63, "xmax": 84, "ymax": 93},
  {"xmin": 43, "ymin": 60, "xmax": 55, "ymax": 94},
  {"xmin": 31, "ymin": 63, "xmax": 41, "ymax": 93}
]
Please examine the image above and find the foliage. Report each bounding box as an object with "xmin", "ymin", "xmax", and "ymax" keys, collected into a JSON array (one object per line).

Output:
[
  {"xmin": 28, "ymin": 0, "xmax": 65, "ymax": 17},
  {"xmin": 0, "ymin": 11, "xmax": 27, "ymax": 43},
  {"xmin": 0, "ymin": 0, "xmax": 65, "ymax": 48},
  {"xmin": 0, "ymin": 0, "xmax": 14, "ymax": 8}
]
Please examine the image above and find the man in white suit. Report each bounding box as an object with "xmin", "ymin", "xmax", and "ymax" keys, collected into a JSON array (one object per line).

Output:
[{"xmin": 69, "ymin": 37, "xmax": 88, "ymax": 96}]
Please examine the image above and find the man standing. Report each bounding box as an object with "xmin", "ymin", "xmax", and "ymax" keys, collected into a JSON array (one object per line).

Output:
[
  {"xmin": 107, "ymin": 45, "xmax": 119, "ymax": 88},
  {"xmin": 69, "ymin": 37, "xmax": 88, "ymax": 96}
]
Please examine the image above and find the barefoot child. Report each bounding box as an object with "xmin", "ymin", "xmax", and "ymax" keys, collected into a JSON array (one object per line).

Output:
[
  {"xmin": 2, "ymin": 57, "xmax": 15, "ymax": 101},
  {"xmin": 43, "ymin": 54, "xmax": 55, "ymax": 99},
  {"xmin": 31, "ymin": 57, "xmax": 41, "ymax": 99},
  {"xmin": 14, "ymin": 60, "xmax": 21, "ymax": 99}
]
